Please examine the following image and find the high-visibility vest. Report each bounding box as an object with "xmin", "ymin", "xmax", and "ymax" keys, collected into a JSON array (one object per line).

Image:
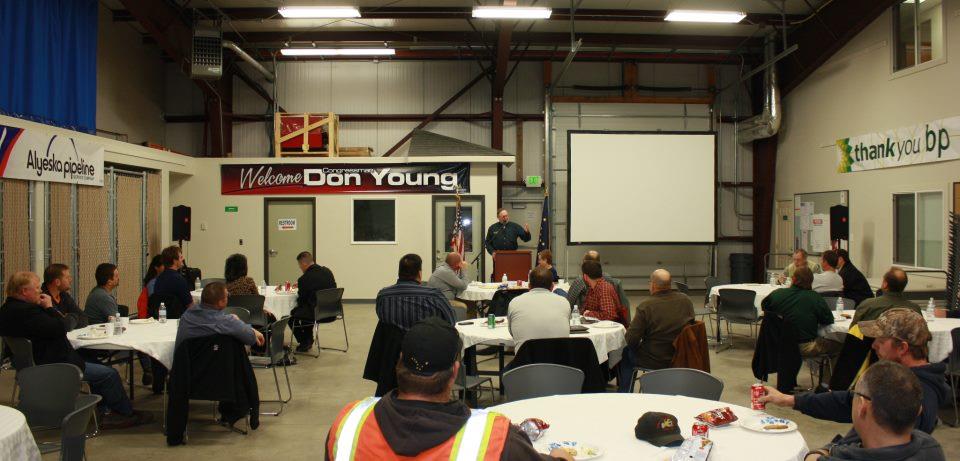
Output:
[{"xmin": 326, "ymin": 397, "xmax": 511, "ymax": 461}]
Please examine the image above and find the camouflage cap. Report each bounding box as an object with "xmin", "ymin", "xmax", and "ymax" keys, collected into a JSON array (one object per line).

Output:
[{"xmin": 858, "ymin": 308, "xmax": 931, "ymax": 346}]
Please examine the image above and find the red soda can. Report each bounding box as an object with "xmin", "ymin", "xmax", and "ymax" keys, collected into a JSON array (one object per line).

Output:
[
  {"xmin": 692, "ymin": 422, "xmax": 709, "ymax": 437},
  {"xmin": 285, "ymin": 281, "xmax": 291, "ymax": 291},
  {"xmin": 751, "ymin": 383, "xmax": 766, "ymax": 410}
]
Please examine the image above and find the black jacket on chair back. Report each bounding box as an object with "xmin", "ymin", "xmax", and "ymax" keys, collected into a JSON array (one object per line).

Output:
[
  {"xmin": 751, "ymin": 312, "xmax": 802, "ymax": 393},
  {"xmin": 507, "ymin": 337, "xmax": 606, "ymax": 393},
  {"xmin": 362, "ymin": 321, "xmax": 405, "ymax": 397}
]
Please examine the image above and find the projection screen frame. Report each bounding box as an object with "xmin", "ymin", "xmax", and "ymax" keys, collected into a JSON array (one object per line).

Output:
[{"xmin": 566, "ymin": 130, "xmax": 718, "ymax": 245}]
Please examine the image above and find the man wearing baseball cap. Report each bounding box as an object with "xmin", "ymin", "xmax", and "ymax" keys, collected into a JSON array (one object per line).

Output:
[
  {"xmin": 325, "ymin": 317, "xmax": 572, "ymax": 460},
  {"xmin": 760, "ymin": 309, "xmax": 949, "ymax": 435}
]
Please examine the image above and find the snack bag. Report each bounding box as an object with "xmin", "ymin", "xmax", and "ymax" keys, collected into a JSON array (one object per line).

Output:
[{"xmin": 672, "ymin": 436, "xmax": 713, "ymax": 461}]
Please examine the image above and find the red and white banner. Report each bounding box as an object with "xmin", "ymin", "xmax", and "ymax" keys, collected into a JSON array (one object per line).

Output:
[
  {"xmin": 220, "ymin": 163, "xmax": 470, "ymax": 195},
  {"xmin": 0, "ymin": 124, "xmax": 104, "ymax": 185}
]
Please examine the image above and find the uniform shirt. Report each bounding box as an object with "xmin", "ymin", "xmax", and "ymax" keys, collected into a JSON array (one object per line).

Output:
[
  {"xmin": 427, "ymin": 263, "xmax": 468, "ymax": 300},
  {"xmin": 175, "ymin": 304, "xmax": 256, "ymax": 349},
  {"xmin": 812, "ymin": 270, "xmax": 844, "ymax": 293},
  {"xmin": 84, "ymin": 286, "xmax": 119, "ymax": 325},
  {"xmin": 375, "ymin": 279, "xmax": 455, "ymax": 330},
  {"xmin": 625, "ymin": 290, "xmax": 695, "ymax": 370},
  {"xmin": 582, "ymin": 278, "xmax": 625, "ymax": 324},
  {"xmin": 507, "ymin": 288, "xmax": 570, "ymax": 352},
  {"xmin": 850, "ymin": 293, "xmax": 921, "ymax": 326},
  {"xmin": 484, "ymin": 221, "xmax": 530, "ymax": 254},
  {"xmin": 783, "ymin": 261, "xmax": 822, "ymax": 277},
  {"xmin": 761, "ymin": 286, "xmax": 834, "ymax": 342}
]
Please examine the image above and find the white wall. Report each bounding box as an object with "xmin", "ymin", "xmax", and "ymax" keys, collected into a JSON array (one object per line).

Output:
[
  {"xmin": 776, "ymin": 1, "xmax": 958, "ymax": 283},
  {"xmin": 95, "ymin": 4, "xmax": 165, "ymax": 146},
  {"xmin": 169, "ymin": 158, "xmax": 502, "ymax": 299}
]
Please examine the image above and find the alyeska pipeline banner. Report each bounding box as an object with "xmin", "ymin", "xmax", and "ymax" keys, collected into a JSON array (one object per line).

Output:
[
  {"xmin": 221, "ymin": 163, "xmax": 469, "ymax": 195},
  {"xmin": 836, "ymin": 116, "xmax": 960, "ymax": 173},
  {"xmin": 0, "ymin": 124, "xmax": 104, "ymax": 185}
]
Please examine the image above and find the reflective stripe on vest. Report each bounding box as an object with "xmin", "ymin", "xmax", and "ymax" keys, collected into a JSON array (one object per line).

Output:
[{"xmin": 334, "ymin": 397, "xmax": 380, "ymax": 461}]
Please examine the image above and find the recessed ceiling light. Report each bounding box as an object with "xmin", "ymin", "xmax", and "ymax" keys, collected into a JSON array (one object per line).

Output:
[
  {"xmin": 664, "ymin": 10, "xmax": 746, "ymax": 23},
  {"xmin": 277, "ymin": 6, "xmax": 361, "ymax": 18},
  {"xmin": 472, "ymin": 6, "xmax": 552, "ymax": 19},
  {"xmin": 280, "ymin": 48, "xmax": 396, "ymax": 56}
]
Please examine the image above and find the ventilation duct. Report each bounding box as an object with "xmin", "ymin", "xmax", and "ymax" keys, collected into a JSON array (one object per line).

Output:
[
  {"xmin": 222, "ymin": 40, "xmax": 275, "ymax": 82},
  {"xmin": 738, "ymin": 40, "xmax": 781, "ymax": 143}
]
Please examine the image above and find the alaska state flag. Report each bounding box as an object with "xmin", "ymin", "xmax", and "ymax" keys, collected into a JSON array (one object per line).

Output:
[{"xmin": 536, "ymin": 195, "xmax": 549, "ymax": 253}]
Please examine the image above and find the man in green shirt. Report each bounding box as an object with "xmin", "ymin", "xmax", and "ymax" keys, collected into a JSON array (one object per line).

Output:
[
  {"xmin": 851, "ymin": 268, "xmax": 920, "ymax": 326},
  {"xmin": 762, "ymin": 266, "xmax": 840, "ymax": 358},
  {"xmin": 484, "ymin": 208, "xmax": 531, "ymax": 255}
]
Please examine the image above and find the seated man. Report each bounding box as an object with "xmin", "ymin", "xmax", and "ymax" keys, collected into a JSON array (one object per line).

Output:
[
  {"xmin": 176, "ymin": 281, "xmax": 265, "ymax": 425},
  {"xmin": 376, "ymin": 254, "xmax": 455, "ymax": 330},
  {"xmin": 290, "ymin": 251, "xmax": 337, "ymax": 352},
  {"xmin": 154, "ymin": 245, "xmax": 195, "ymax": 311},
  {"xmin": 84, "ymin": 263, "xmax": 120, "ymax": 325},
  {"xmin": 41, "ymin": 263, "xmax": 87, "ymax": 330},
  {"xmin": 427, "ymin": 252, "xmax": 469, "ymax": 309},
  {"xmin": 781, "ymin": 248, "xmax": 822, "ymax": 282},
  {"xmin": 762, "ymin": 267, "xmax": 840, "ymax": 358},
  {"xmin": 507, "ymin": 266, "xmax": 570, "ymax": 352},
  {"xmin": 801, "ymin": 361, "xmax": 945, "ymax": 461},
  {"xmin": 760, "ymin": 308, "xmax": 949, "ymax": 435},
  {"xmin": 618, "ymin": 269, "xmax": 695, "ymax": 392},
  {"xmin": 579, "ymin": 260, "xmax": 627, "ymax": 325},
  {"xmin": 325, "ymin": 317, "xmax": 573, "ymax": 461},
  {"xmin": 851, "ymin": 268, "xmax": 920, "ymax": 326},
  {"xmin": 812, "ymin": 250, "xmax": 844, "ymax": 294},
  {"xmin": 566, "ymin": 250, "xmax": 629, "ymax": 313},
  {"xmin": 0, "ymin": 272, "xmax": 151, "ymax": 428},
  {"xmin": 836, "ymin": 249, "xmax": 873, "ymax": 306}
]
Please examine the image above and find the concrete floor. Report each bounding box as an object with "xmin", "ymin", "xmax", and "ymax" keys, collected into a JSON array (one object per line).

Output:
[{"xmin": 3, "ymin": 294, "xmax": 958, "ymax": 460}]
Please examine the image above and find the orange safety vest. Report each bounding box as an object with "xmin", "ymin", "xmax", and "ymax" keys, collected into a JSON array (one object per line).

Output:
[{"xmin": 326, "ymin": 397, "xmax": 511, "ymax": 461}]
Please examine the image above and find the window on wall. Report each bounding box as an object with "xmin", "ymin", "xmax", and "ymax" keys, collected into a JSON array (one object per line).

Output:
[
  {"xmin": 893, "ymin": 192, "xmax": 943, "ymax": 268},
  {"xmin": 893, "ymin": 0, "xmax": 944, "ymax": 72},
  {"xmin": 352, "ymin": 199, "xmax": 396, "ymax": 244}
]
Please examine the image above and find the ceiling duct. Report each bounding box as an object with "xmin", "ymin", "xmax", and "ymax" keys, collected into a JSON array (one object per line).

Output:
[
  {"xmin": 738, "ymin": 39, "xmax": 781, "ymax": 143},
  {"xmin": 222, "ymin": 40, "xmax": 275, "ymax": 82}
]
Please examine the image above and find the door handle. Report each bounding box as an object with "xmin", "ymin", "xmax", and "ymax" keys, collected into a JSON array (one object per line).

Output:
[{"xmin": 269, "ymin": 249, "xmax": 278, "ymax": 257}]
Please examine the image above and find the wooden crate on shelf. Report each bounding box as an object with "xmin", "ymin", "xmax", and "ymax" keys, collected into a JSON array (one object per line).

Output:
[
  {"xmin": 338, "ymin": 147, "xmax": 373, "ymax": 157},
  {"xmin": 274, "ymin": 112, "xmax": 340, "ymax": 157}
]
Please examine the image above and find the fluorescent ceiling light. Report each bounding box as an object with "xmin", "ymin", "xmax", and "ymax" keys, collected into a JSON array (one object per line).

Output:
[
  {"xmin": 280, "ymin": 48, "xmax": 396, "ymax": 56},
  {"xmin": 664, "ymin": 10, "xmax": 746, "ymax": 23},
  {"xmin": 277, "ymin": 6, "xmax": 361, "ymax": 18},
  {"xmin": 472, "ymin": 6, "xmax": 552, "ymax": 19}
]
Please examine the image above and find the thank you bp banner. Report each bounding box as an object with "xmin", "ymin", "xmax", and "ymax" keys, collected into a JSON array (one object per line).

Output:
[
  {"xmin": 221, "ymin": 163, "xmax": 469, "ymax": 195},
  {"xmin": 836, "ymin": 116, "xmax": 959, "ymax": 173},
  {"xmin": 0, "ymin": 124, "xmax": 104, "ymax": 185}
]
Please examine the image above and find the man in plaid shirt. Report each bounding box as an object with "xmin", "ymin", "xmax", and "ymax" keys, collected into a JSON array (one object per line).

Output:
[{"xmin": 580, "ymin": 260, "xmax": 627, "ymax": 326}]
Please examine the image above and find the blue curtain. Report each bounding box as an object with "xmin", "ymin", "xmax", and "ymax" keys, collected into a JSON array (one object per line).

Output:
[{"xmin": 0, "ymin": 0, "xmax": 98, "ymax": 133}]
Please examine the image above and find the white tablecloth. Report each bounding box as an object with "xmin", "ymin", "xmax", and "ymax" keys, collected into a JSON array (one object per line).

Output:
[
  {"xmin": 191, "ymin": 285, "xmax": 299, "ymax": 318},
  {"xmin": 709, "ymin": 283, "xmax": 782, "ymax": 316},
  {"xmin": 456, "ymin": 317, "xmax": 626, "ymax": 365},
  {"xmin": 0, "ymin": 406, "xmax": 41, "ymax": 461},
  {"xmin": 67, "ymin": 320, "xmax": 179, "ymax": 369},
  {"xmin": 489, "ymin": 394, "xmax": 807, "ymax": 461},
  {"xmin": 460, "ymin": 282, "xmax": 571, "ymax": 302},
  {"xmin": 820, "ymin": 312, "xmax": 960, "ymax": 363}
]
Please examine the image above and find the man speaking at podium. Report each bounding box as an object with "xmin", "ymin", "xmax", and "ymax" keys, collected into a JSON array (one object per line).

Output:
[{"xmin": 485, "ymin": 208, "xmax": 531, "ymax": 254}]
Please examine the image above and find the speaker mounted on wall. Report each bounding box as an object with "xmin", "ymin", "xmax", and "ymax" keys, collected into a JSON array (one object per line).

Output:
[
  {"xmin": 829, "ymin": 204, "xmax": 849, "ymax": 241},
  {"xmin": 173, "ymin": 205, "xmax": 192, "ymax": 242}
]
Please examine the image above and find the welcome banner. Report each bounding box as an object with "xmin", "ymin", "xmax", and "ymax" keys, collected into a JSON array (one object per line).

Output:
[
  {"xmin": 221, "ymin": 163, "xmax": 470, "ymax": 195},
  {"xmin": 0, "ymin": 124, "xmax": 104, "ymax": 185},
  {"xmin": 836, "ymin": 116, "xmax": 960, "ymax": 173}
]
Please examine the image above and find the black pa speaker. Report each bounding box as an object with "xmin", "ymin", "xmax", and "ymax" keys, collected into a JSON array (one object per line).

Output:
[
  {"xmin": 172, "ymin": 205, "xmax": 192, "ymax": 241},
  {"xmin": 830, "ymin": 205, "xmax": 849, "ymax": 241}
]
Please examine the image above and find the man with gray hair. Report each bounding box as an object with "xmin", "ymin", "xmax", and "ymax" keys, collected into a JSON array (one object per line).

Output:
[
  {"xmin": 617, "ymin": 269, "xmax": 694, "ymax": 392},
  {"xmin": 565, "ymin": 250, "xmax": 630, "ymax": 312}
]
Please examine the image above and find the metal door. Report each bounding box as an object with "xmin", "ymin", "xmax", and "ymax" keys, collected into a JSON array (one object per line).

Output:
[
  {"xmin": 432, "ymin": 196, "xmax": 484, "ymax": 283},
  {"xmin": 265, "ymin": 199, "xmax": 315, "ymax": 286}
]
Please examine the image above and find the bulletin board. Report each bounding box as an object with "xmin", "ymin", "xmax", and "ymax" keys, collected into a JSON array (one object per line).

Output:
[{"xmin": 794, "ymin": 190, "xmax": 848, "ymax": 254}]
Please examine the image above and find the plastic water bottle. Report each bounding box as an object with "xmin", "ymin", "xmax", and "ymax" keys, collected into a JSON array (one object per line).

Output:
[
  {"xmin": 925, "ymin": 297, "xmax": 936, "ymax": 320},
  {"xmin": 113, "ymin": 316, "xmax": 123, "ymax": 336},
  {"xmin": 502, "ymin": 273, "xmax": 508, "ymax": 284},
  {"xmin": 835, "ymin": 298, "xmax": 844, "ymax": 318},
  {"xmin": 571, "ymin": 305, "xmax": 581, "ymax": 326},
  {"xmin": 195, "ymin": 280, "xmax": 201, "ymax": 291},
  {"xmin": 260, "ymin": 280, "xmax": 267, "ymax": 294},
  {"xmin": 159, "ymin": 302, "xmax": 167, "ymax": 323}
]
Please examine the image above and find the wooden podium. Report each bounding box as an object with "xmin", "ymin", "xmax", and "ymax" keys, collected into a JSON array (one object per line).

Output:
[{"xmin": 492, "ymin": 250, "xmax": 532, "ymax": 282}]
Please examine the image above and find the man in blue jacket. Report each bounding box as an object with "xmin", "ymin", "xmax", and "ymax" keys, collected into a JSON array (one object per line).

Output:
[{"xmin": 760, "ymin": 308, "xmax": 949, "ymax": 434}]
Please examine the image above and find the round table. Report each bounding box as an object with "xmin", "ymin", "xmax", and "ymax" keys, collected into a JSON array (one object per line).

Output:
[
  {"xmin": 191, "ymin": 285, "xmax": 298, "ymax": 318},
  {"xmin": 0, "ymin": 406, "xmax": 41, "ymax": 461},
  {"xmin": 460, "ymin": 282, "xmax": 571, "ymax": 302},
  {"xmin": 67, "ymin": 320, "xmax": 179, "ymax": 369},
  {"xmin": 820, "ymin": 311, "xmax": 960, "ymax": 363},
  {"xmin": 456, "ymin": 317, "xmax": 625, "ymax": 365},
  {"xmin": 489, "ymin": 394, "xmax": 808, "ymax": 461}
]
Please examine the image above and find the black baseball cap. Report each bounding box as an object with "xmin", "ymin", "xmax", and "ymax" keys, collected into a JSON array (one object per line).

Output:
[
  {"xmin": 401, "ymin": 317, "xmax": 462, "ymax": 376},
  {"xmin": 635, "ymin": 412, "xmax": 684, "ymax": 447}
]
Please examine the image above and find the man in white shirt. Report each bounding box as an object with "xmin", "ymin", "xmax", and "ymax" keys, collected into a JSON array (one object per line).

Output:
[
  {"xmin": 507, "ymin": 266, "xmax": 570, "ymax": 353},
  {"xmin": 812, "ymin": 249, "xmax": 844, "ymax": 294}
]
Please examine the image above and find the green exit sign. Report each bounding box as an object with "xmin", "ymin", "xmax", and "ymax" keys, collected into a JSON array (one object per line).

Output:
[
  {"xmin": 225, "ymin": 206, "xmax": 239, "ymax": 213},
  {"xmin": 525, "ymin": 175, "xmax": 542, "ymax": 188}
]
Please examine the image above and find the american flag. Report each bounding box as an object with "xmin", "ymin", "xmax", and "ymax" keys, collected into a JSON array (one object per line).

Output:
[{"xmin": 449, "ymin": 188, "xmax": 464, "ymax": 258}]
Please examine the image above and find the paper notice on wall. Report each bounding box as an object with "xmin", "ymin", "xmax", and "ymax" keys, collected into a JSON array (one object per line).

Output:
[
  {"xmin": 277, "ymin": 218, "xmax": 297, "ymax": 231},
  {"xmin": 799, "ymin": 202, "xmax": 814, "ymax": 231},
  {"xmin": 810, "ymin": 213, "xmax": 831, "ymax": 252}
]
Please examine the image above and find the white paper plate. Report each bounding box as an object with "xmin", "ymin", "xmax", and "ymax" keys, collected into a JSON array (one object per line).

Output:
[
  {"xmin": 129, "ymin": 318, "xmax": 156, "ymax": 325},
  {"xmin": 589, "ymin": 321, "xmax": 621, "ymax": 329},
  {"xmin": 76, "ymin": 331, "xmax": 109, "ymax": 340},
  {"xmin": 539, "ymin": 441, "xmax": 604, "ymax": 460},
  {"xmin": 740, "ymin": 415, "xmax": 798, "ymax": 433}
]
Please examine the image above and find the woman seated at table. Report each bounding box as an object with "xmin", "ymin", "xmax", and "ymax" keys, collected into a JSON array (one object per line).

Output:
[
  {"xmin": 537, "ymin": 249, "xmax": 568, "ymax": 297},
  {"xmin": 224, "ymin": 253, "xmax": 277, "ymax": 324},
  {"xmin": 136, "ymin": 255, "xmax": 164, "ymax": 319}
]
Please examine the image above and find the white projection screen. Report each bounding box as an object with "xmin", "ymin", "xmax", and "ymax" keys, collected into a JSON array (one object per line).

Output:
[{"xmin": 568, "ymin": 131, "xmax": 716, "ymax": 244}]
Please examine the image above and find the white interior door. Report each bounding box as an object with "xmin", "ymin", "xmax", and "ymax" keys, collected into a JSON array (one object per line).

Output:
[{"xmin": 432, "ymin": 197, "xmax": 484, "ymax": 283}]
